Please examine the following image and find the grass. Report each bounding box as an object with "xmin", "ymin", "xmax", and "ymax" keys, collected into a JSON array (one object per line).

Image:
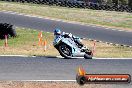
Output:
[
  {"xmin": 0, "ymin": 27, "xmax": 132, "ymax": 58},
  {"xmin": 83, "ymin": 40, "xmax": 132, "ymax": 58},
  {"xmin": 0, "ymin": 1, "xmax": 132, "ymax": 31},
  {"xmin": 0, "ymin": 27, "xmax": 58, "ymax": 56}
]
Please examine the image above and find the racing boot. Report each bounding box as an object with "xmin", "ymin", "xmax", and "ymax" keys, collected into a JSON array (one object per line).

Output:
[
  {"xmin": 81, "ymin": 46, "xmax": 88, "ymax": 52},
  {"xmin": 81, "ymin": 46, "xmax": 92, "ymax": 56}
]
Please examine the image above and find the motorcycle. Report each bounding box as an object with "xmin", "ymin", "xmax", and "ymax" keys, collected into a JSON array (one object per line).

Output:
[{"xmin": 53, "ymin": 35, "xmax": 93, "ymax": 59}]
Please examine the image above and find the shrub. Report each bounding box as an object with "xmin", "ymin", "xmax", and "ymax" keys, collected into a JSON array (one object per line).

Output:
[{"xmin": 0, "ymin": 23, "xmax": 17, "ymax": 39}]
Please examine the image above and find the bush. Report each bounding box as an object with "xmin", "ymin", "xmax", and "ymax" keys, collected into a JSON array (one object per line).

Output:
[{"xmin": 0, "ymin": 23, "xmax": 17, "ymax": 39}]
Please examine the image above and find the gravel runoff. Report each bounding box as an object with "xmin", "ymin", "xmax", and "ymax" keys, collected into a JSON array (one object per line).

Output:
[{"xmin": 0, "ymin": 81, "xmax": 131, "ymax": 88}]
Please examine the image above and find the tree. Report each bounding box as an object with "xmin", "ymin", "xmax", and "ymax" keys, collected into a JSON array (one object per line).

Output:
[
  {"xmin": 112, "ymin": 0, "xmax": 118, "ymax": 5},
  {"xmin": 128, "ymin": 0, "xmax": 132, "ymax": 8},
  {"xmin": 119, "ymin": 0, "xmax": 127, "ymax": 4}
]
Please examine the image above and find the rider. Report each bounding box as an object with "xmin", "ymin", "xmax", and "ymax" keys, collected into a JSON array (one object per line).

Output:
[{"xmin": 53, "ymin": 28, "xmax": 85, "ymax": 49}]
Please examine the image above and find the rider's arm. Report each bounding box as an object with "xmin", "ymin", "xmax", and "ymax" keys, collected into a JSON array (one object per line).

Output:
[{"xmin": 62, "ymin": 32, "xmax": 72, "ymax": 38}]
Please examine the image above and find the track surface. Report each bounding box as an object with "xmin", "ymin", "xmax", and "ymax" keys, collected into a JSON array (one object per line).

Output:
[
  {"xmin": 0, "ymin": 11, "xmax": 132, "ymax": 46},
  {"xmin": 0, "ymin": 56, "xmax": 132, "ymax": 80}
]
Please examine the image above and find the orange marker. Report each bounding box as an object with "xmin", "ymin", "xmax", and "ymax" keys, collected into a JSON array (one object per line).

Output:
[
  {"xmin": 43, "ymin": 40, "xmax": 47, "ymax": 51},
  {"xmin": 5, "ymin": 35, "xmax": 8, "ymax": 47},
  {"xmin": 38, "ymin": 31, "xmax": 43, "ymax": 46},
  {"xmin": 92, "ymin": 41, "xmax": 96, "ymax": 55}
]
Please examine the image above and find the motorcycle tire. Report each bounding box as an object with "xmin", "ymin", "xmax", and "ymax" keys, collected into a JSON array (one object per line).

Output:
[
  {"xmin": 58, "ymin": 43, "xmax": 72, "ymax": 59},
  {"xmin": 84, "ymin": 53, "xmax": 92, "ymax": 59}
]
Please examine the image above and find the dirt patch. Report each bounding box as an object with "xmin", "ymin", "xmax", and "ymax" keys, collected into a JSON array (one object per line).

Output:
[{"xmin": 0, "ymin": 81, "xmax": 120, "ymax": 88}]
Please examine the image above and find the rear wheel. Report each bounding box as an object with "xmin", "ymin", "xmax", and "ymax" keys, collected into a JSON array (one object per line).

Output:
[
  {"xmin": 84, "ymin": 50, "xmax": 93, "ymax": 59},
  {"xmin": 58, "ymin": 43, "xmax": 72, "ymax": 59},
  {"xmin": 84, "ymin": 54, "xmax": 92, "ymax": 59}
]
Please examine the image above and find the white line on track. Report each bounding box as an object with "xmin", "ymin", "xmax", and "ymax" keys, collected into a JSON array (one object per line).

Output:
[
  {"xmin": 16, "ymin": 80, "xmax": 76, "ymax": 82},
  {"xmin": 56, "ymin": 56, "xmax": 132, "ymax": 59},
  {"xmin": 0, "ymin": 55, "xmax": 36, "ymax": 57},
  {"xmin": 112, "ymin": 29, "xmax": 116, "ymax": 30},
  {"xmin": 0, "ymin": 55, "xmax": 131, "ymax": 59},
  {"xmin": 92, "ymin": 57, "xmax": 132, "ymax": 59}
]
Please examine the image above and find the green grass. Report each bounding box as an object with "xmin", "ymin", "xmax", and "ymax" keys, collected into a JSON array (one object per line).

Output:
[
  {"xmin": 0, "ymin": 27, "xmax": 132, "ymax": 58},
  {"xmin": 0, "ymin": 27, "xmax": 58, "ymax": 56},
  {"xmin": 0, "ymin": 1, "xmax": 132, "ymax": 30},
  {"xmin": 0, "ymin": 28, "xmax": 38, "ymax": 47}
]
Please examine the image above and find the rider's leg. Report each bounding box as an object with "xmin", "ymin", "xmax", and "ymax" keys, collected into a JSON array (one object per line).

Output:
[{"xmin": 74, "ymin": 38, "xmax": 84, "ymax": 48}]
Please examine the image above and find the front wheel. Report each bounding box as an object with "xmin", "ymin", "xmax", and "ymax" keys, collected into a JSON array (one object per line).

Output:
[
  {"xmin": 58, "ymin": 43, "xmax": 72, "ymax": 59},
  {"xmin": 84, "ymin": 54, "xmax": 92, "ymax": 59}
]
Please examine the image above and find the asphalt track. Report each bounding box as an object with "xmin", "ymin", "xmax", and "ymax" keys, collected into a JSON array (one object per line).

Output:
[
  {"xmin": 0, "ymin": 56, "xmax": 132, "ymax": 81},
  {"xmin": 0, "ymin": 11, "xmax": 132, "ymax": 46}
]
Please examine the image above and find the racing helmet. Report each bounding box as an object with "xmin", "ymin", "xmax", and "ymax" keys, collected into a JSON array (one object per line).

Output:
[{"xmin": 54, "ymin": 28, "xmax": 61, "ymax": 35}]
